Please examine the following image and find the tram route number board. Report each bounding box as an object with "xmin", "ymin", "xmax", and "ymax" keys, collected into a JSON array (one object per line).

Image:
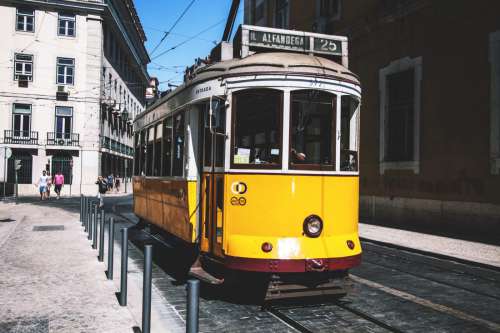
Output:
[{"xmin": 248, "ymin": 30, "xmax": 342, "ymax": 56}]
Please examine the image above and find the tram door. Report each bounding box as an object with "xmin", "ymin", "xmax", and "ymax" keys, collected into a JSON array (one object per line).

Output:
[{"xmin": 201, "ymin": 101, "xmax": 226, "ymax": 258}]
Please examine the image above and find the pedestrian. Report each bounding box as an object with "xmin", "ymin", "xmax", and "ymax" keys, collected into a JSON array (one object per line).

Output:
[
  {"xmin": 95, "ymin": 176, "xmax": 107, "ymax": 207},
  {"xmin": 46, "ymin": 172, "xmax": 52, "ymax": 199},
  {"xmin": 35, "ymin": 170, "xmax": 49, "ymax": 201},
  {"xmin": 53, "ymin": 170, "xmax": 65, "ymax": 199},
  {"xmin": 115, "ymin": 175, "xmax": 121, "ymax": 193},
  {"xmin": 107, "ymin": 173, "xmax": 114, "ymax": 192}
]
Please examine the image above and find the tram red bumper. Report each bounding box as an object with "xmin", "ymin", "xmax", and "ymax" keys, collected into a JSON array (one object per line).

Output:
[{"xmin": 225, "ymin": 254, "xmax": 361, "ymax": 273}]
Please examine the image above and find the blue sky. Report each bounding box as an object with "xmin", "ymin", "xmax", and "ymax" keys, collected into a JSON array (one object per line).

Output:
[{"xmin": 134, "ymin": 0, "xmax": 243, "ymax": 90}]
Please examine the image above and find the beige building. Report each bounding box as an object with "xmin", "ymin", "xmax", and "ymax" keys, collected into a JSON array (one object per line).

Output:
[
  {"xmin": 0, "ymin": 0, "xmax": 149, "ymax": 196},
  {"xmin": 244, "ymin": 0, "xmax": 500, "ymax": 241}
]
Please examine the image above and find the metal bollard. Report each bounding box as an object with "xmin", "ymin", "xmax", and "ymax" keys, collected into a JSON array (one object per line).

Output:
[
  {"xmin": 83, "ymin": 197, "xmax": 88, "ymax": 229},
  {"xmin": 88, "ymin": 202, "xmax": 94, "ymax": 240},
  {"xmin": 92, "ymin": 204, "xmax": 98, "ymax": 249},
  {"xmin": 98, "ymin": 209, "xmax": 105, "ymax": 261},
  {"xmin": 118, "ymin": 227, "xmax": 128, "ymax": 306},
  {"xmin": 186, "ymin": 279, "xmax": 200, "ymax": 333},
  {"xmin": 106, "ymin": 217, "xmax": 115, "ymax": 280},
  {"xmin": 142, "ymin": 245, "xmax": 153, "ymax": 333},
  {"xmin": 80, "ymin": 195, "xmax": 83, "ymax": 222}
]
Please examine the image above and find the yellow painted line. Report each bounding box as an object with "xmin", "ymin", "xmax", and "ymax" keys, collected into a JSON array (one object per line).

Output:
[{"xmin": 351, "ymin": 274, "xmax": 500, "ymax": 332}]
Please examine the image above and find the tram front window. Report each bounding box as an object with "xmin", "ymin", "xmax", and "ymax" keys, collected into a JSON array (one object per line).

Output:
[
  {"xmin": 232, "ymin": 89, "xmax": 282, "ymax": 168},
  {"xmin": 341, "ymin": 95, "xmax": 360, "ymax": 171},
  {"xmin": 290, "ymin": 90, "xmax": 336, "ymax": 170}
]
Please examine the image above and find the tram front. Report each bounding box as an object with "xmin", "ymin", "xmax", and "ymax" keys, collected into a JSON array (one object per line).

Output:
[{"xmin": 199, "ymin": 49, "xmax": 362, "ymax": 298}]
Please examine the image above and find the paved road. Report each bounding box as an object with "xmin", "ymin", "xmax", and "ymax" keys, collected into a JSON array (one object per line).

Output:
[{"xmin": 6, "ymin": 196, "xmax": 500, "ymax": 333}]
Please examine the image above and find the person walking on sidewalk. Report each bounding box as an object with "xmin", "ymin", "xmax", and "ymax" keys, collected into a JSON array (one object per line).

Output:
[
  {"xmin": 114, "ymin": 175, "xmax": 120, "ymax": 193},
  {"xmin": 107, "ymin": 174, "xmax": 114, "ymax": 192},
  {"xmin": 96, "ymin": 176, "xmax": 107, "ymax": 207},
  {"xmin": 36, "ymin": 170, "xmax": 49, "ymax": 201},
  {"xmin": 53, "ymin": 170, "xmax": 65, "ymax": 200}
]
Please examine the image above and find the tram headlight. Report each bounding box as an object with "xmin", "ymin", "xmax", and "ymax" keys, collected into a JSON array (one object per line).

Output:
[{"xmin": 303, "ymin": 215, "xmax": 323, "ymax": 238}]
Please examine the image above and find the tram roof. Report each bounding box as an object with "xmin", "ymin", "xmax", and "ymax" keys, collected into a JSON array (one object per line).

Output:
[{"xmin": 143, "ymin": 52, "xmax": 360, "ymax": 117}]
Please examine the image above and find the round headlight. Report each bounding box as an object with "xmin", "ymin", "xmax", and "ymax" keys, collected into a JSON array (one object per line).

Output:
[{"xmin": 303, "ymin": 215, "xmax": 323, "ymax": 238}]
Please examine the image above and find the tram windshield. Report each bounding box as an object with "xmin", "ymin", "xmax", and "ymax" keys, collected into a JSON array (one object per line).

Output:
[
  {"xmin": 290, "ymin": 90, "xmax": 336, "ymax": 170},
  {"xmin": 232, "ymin": 89, "xmax": 282, "ymax": 168}
]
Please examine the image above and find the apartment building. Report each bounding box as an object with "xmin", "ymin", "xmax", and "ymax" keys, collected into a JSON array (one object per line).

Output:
[
  {"xmin": 244, "ymin": 0, "xmax": 500, "ymax": 240},
  {"xmin": 0, "ymin": 0, "xmax": 149, "ymax": 196}
]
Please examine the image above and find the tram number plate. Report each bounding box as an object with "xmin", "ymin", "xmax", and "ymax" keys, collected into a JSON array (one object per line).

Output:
[
  {"xmin": 313, "ymin": 38, "xmax": 342, "ymax": 55},
  {"xmin": 230, "ymin": 196, "xmax": 247, "ymax": 206}
]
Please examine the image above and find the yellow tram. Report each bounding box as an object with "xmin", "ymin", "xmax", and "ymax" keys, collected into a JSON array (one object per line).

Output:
[{"xmin": 133, "ymin": 25, "xmax": 362, "ymax": 298}]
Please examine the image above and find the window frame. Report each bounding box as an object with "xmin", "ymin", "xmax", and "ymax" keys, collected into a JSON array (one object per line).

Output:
[
  {"xmin": 54, "ymin": 106, "xmax": 73, "ymax": 139},
  {"xmin": 14, "ymin": 53, "xmax": 33, "ymax": 81},
  {"xmin": 16, "ymin": 8, "xmax": 35, "ymax": 33},
  {"xmin": 56, "ymin": 57, "xmax": 75, "ymax": 85},
  {"xmin": 58, "ymin": 13, "xmax": 76, "ymax": 37},
  {"xmin": 230, "ymin": 88, "xmax": 284, "ymax": 170},
  {"xmin": 274, "ymin": 0, "xmax": 290, "ymax": 29},
  {"xmin": 12, "ymin": 103, "xmax": 32, "ymax": 138},
  {"xmin": 379, "ymin": 56, "xmax": 422, "ymax": 175}
]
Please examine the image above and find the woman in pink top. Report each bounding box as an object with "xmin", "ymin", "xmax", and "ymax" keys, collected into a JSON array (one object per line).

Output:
[{"xmin": 54, "ymin": 171, "xmax": 64, "ymax": 199}]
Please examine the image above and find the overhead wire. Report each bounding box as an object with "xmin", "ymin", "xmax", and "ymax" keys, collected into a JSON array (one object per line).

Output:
[{"xmin": 149, "ymin": 0, "xmax": 197, "ymax": 57}]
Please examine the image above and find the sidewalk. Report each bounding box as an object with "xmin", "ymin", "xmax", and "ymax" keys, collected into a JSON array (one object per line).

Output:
[
  {"xmin": 359, "ymin": 223, "xmax": 500, "ymax": 268},
  {"xmin": 0, "ymin": 199, "xmax": 163, "ymax": 332}
]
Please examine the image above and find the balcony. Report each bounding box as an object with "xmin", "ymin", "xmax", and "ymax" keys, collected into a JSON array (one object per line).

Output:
[
  {"xmin": 4, "ymin": 130, "xmax": 39, "ymax": 145},
  {"xmin": 47, "ymin": 132, "xmax": 80, "ymax": 146}
]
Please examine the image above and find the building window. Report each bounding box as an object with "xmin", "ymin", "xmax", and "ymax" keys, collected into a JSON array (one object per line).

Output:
[
  {"xmin": 55, "ymin": 106, "xmax": 73, "ymax": 139},
  {"xmin": 58, "ymin": 13, "xmax": 75, "ymax": 37},
  {"xmin": 14, "ymin": 53, "xmax": 33, "ymax": 81},
  {"xmin": 275, "ymin": 0, "xmax": 289, "ymax": 29},
  {"xmin": 16, "ymin": 8, "xmax": 34, "ymax": 32},
  {"xmin": 319, "ymin": 0, "xmax": 341, "ymax": 18},
  {"xmin": 56, "ymin": 57, "xmax": 75, "ymax": 85},
  {"xmin": 249, "ymin": 0, "xmax": 266, "ymax": 25},
  {"xmin": 12, "ymin": 104, "xmax": 31, "ymax": 138},
  {"xmin": 379, "ymin": 56, "xmax": 422, "ymax": 174},
  {"xmin": 490, "ymin": 31, "xmax": 500, "ymax": 175}
]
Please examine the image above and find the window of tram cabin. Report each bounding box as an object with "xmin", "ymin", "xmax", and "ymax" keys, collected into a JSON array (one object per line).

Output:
[
  {"xmin": 172, "ymin": 113, "xmax": 185, "ymax": 176},
  {"xmin": 134, "ymin": 133, "xmax": 140, "ymax": 175},
  {"xmin": 204, "ymin": 100, "xmax": 226, "ymax": 168},
  {"xmin": 290, "ymin": 90, "xmax": 336, "ymax": 170},
  {"xmin": 340, "ymin": 95, "xmax": 360, "ymax": 171},
  {"xmin": 231, "ymin": 89, "xmax": 283, "ymax": 168},
  {"xmin": 161, "ymin": 117, "xmax": 173, "ymax": 176},
  {"xmin": 140, "ymin": 130, "xmax": 146, "ymax": 175},
  {"xmin": 146, "ymin": 126, "xmax": 154, "ymax": 175},
  {"xmin": 154, "ymin": 122, "xmax": 162, "ymax": 176}
]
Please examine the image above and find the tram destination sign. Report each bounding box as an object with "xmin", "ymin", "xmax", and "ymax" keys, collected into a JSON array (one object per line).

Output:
[
  {"xmin": 249, "ymin": 30, "xmax": 310, "ymax": 52},
  {"xmin": 245, "ymin": 26, "xmax": 344, "ymax": 57}
]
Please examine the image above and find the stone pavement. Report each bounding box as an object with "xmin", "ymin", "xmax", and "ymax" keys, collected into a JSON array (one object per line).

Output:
[
  {"xmin": 359, "ymin": 223, "xmax": 500, "ymax": 268},
  {"xmin": 0, "ymin": 199, "xmax": 162, "ymax": 333}
]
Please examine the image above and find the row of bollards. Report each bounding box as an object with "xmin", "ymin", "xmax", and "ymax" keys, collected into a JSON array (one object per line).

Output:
[{"xmin": 79, "ymin": 195, "xmax": 200, "ymax": 333}]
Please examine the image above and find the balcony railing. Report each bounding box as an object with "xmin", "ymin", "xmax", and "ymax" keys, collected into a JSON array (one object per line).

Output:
[
  {"xmin": 4, "ymin": 130, "xmax": 39, "ymax": 145},
  {"xmin": 47, "ymin": 132, "xmax": 80, "ymax": 146}
]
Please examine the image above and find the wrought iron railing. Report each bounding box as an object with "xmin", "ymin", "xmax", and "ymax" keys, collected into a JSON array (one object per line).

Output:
[
  {"xmin": 47, "ymin": 132, "xmax": 80, "ymax": 146},
  {"xmin": 4, "ymin": 130, "xmax": 38, "ymax": 145}
]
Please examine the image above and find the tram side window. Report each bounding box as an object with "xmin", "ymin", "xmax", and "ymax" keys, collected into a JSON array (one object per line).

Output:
[
  {"xmin": 162, "ymin": 117, "xmax": 173, "ymax": 176},
  {"xmin": 140, "ymin": 130, "xmax": 146, "ymax": 175},
  {"xmin": 154, "ymin": 123, "xmax": 162, "ymax": 176},
  {"xmin": 172, "ymin": 113, "xmax": 185, "ymax": 176},
  {"xmin": 232, "ymin": 89, "xmax": 282, "ymax": 168},
  {"xmin": 134, "ymin": 133, "xmax": 140, "ymax": 176},
  {"xmin": 204, "ymin": 101, "xmax": 226, "ymax": 168},
  {"xmin": 290, "ymin": 90, "xmax": 336, "ymax": 170},
  {"xmin": 146, "ymin": 126, "xmax": 154, "ymax": 176},
  {"xmin": 341, "ymin": 95, "xmax": 360, "ymax": 171}
]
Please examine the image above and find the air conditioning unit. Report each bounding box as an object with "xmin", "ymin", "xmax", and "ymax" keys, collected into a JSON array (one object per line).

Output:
[
  {"xmin": 56, "ymin": 85, "xmax": 69, "ymax": 101},
  {"xmin": 18, "ymin": 76, "xmax": 29, "ymax": 88}
]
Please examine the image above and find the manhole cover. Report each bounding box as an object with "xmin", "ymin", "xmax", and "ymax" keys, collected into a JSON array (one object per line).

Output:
[
  {"xmin": 0, "ymin": 218, "xmax": 15, "ymax": 223},
  {"xmin": 33, "ymin": 225, "xmax": 65, "ymax": 232}
]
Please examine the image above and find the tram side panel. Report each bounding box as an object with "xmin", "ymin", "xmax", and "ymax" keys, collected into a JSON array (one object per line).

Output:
[{"xmin": 133, "ymin": 176, "xmax": 198, "ymax": 243}]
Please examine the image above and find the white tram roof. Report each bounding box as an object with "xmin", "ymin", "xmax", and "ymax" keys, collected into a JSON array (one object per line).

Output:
[{"xmin": 190, "ymin": 51, "xmax": 359, "ymax": 86}]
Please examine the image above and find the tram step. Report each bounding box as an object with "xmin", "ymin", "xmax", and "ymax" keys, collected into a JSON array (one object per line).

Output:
[{"xmin": 189, "ymin": 266, "xmax": 224, "ymax": 285}]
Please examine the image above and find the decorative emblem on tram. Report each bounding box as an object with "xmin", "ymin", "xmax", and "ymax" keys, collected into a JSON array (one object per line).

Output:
[{"xmin": 231, "ymin": 182, "xmax": 247, "ymax": 195}]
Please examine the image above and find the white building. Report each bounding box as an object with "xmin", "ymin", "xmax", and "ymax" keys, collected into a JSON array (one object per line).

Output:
[{"xmin": 0, "ymin": 0, "xmax": 150, "ymax": 196}]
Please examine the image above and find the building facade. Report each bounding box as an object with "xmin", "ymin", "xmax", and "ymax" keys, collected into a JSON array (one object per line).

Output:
[
  {"xmin": 0, "ymin": 0, "xmax": 149, "ymax": 196},
  {"xmin": 244, "ymin": 0, "xmax": 500, "ymax": 240}
]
